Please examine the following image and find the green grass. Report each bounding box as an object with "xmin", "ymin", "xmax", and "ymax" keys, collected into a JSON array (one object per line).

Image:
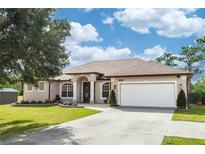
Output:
[
  {"xmin": 162, "ymin": 136, "xmax": 205, "ymax": 145},
  {"xmin": 0, "ymin": 105, "xmax": 100, "ymax": 140},
  {"xmin": 172, "ymin": 104, "xmax": 205, "ymax": 122}
]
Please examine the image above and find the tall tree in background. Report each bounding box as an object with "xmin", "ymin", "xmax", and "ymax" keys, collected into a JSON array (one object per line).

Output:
[
  {"xmin": 155, "ymin": 52, "xmax": 178, "ymax": 67},
  {"xmin": 178, "ymin": 45, "xmax": 204, "ymax": 74},
  {"xmin": 196, "ymin": 36, "xmax": 205, "ymax": 57},
  {"xmin": 0, "ymin": 9, "xmax": 71, "ymax": 85},
  {"xmin": 192, "ymin": 77, "xmax": 205, "ymax": 104}
]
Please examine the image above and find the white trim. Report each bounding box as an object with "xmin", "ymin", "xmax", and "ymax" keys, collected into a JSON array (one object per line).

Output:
[
  {"xmin": 73, "ymin": 81, "xmax": 77, "ymax": 102},
  {"xmin": 100, "ymin": 81, "xmax": 111, "ymax": 100},
  {"xmin": 37, "ymin": 81, "xmax": 46, "ymax": 92},
  {"xmin": 59, "ymin": 82, "xmax": 73, "ymax": 99},
  {"xmin": 26, "ymin": 84, "xmax": 33, "ymax": 92},
  {"xmin": 90, "ymin": 81, "xmax": 95, "ymax": 101},
  {"xmin": 118, "ymin": 80, "xmax": 177, "ymax": 107}
]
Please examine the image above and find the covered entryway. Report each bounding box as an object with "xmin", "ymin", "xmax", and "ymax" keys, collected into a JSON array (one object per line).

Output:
[
  {"xmin": 119, "ymin": 82, "xmax": 177, "ymax": 108},
  {"xmin": 70, "ymin": 74, "xmax": 96, "ymax": 103}
]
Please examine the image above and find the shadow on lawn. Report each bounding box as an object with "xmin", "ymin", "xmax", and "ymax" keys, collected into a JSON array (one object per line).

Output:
[
  {"xmin": 0, "ymin": 120, "xmax": 33, "ymax": 128},
  {"xmin": 0, "ymin": 120, "xmax": 53, "ymax": 140}
]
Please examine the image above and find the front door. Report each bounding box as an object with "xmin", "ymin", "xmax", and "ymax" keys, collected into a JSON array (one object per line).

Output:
[{"xmin": 83, "ymin": 82, "xmax": 90, "ymax": 103}]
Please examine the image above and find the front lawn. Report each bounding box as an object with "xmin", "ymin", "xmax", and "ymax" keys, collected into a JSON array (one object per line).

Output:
[
  {"xmin": 0, "ymin": 105, "xmax": 99, "ymax": 140},
  {"xmin": 172, "ymin": 104, "xmax": 205, "ymax": 122},
  {"xmin": 162, "ymin": 136, "xmax": 205, "ymax": 145}
]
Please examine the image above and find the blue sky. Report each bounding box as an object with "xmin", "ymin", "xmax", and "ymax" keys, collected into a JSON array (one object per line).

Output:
[{"xmin": 54, "ymin": 8, "xmax": 205, "ymax": 81}]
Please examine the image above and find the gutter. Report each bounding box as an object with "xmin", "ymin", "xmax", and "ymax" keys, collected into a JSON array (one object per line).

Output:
[{"xmin": 105, "ymin": 73, "xmax": 194, "ymax": 78}]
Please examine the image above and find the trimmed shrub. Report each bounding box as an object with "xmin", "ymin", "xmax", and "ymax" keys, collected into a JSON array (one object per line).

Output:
[
  {"xmin": 38, "ymin": 101, "xmax": 43, "ymax": 104},
  {"xmin": 177, "ymin": 89, "xmax": 187, "ymax": 109},
  {"xmin": 55, "ymin": 95, "xmax": 61, "ymax": 101},
  {"xmin": 63, "ymin": 101, "xmax": 72, "ymax": 105},
  {"xmin": 63, "ymin": 101, "xmax": 68, "ymax": 105},
  {"xmin": 30, "ymin": 100, "xmax": 37, "ymax": 104},
  {"xmin": 108, "ymin": 90, "xmax": 117, "ymax": 106},
  {"xmin": 49, "ymin": 100, "xmax": 55, "ymax": 103},
  {"xmin": 44, "ymin": 99, "xmax": 50, "ymax": 103},
  {"xmin": 22, "ymin": 101, "xmax": 29, "ymax": 104}
]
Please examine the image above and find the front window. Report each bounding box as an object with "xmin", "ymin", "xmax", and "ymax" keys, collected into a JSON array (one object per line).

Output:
[
  {"xmin": 61, "ymin": 83, "xmax": 73, "ymax": 98},
  {"xmin": 38, "ymin": 81, "xmax": 45, "ymax": 91},
  {"xmin": 102, "ymin": 82, "xmax": 110, "ymax": 99},
  {"xmin": 27, "ymin": 84, "xmax": 33, "ymax": 91}
]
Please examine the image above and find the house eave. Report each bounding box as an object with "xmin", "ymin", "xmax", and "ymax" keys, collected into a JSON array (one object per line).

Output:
[
  {"xmin": 65, "ymin": 72, "xmax": 104, "ymax": 75},
  {"xmin": 105, "ymin": 73, "xmax": 193, "ymax": 78}
]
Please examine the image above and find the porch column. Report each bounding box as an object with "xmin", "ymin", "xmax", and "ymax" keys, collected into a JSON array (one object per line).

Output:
[
  {"xmin": 73, "ymin": 81, "xmax": 77, "ymax": 102},
  {"xmin": 90, "ymin": 81, "xmax": 94, "ymax": 104}
]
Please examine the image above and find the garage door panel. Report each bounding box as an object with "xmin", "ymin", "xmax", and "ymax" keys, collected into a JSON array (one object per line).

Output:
[{"xmin": 120, "ymin": 83, "xmax": 176, "ymax": 107}]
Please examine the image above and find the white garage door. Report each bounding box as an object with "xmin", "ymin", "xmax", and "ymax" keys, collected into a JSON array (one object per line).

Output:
[{"xmin": 119, "ymin": 82, "xmax": 176, "ymax": 108}]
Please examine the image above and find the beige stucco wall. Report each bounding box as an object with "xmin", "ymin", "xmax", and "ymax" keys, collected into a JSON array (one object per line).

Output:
[
  {"xmin": 110, "ymin": 75, "xmax": 188, "ymax": 105},
  {"xmin": 24, "ymin": 79, "xmax": 111, "ymax": 103},
  {"xmin": 23, "ymin": 81, "xmax": 49, "ymax": 101},
  {"xmin": 95, "ymin": 80, "xmax": 110, "ymax": 103},
  {"xmin": 71, "ymin": 74, "xmax": 98, "ymax": 82},
  {"xmin": 24, "ymin": 81, "xmax": 71, "ymax": 101},
  {"xmin": 24, "ymin": 74, "xmax": 188, "ymax": 104},
  {"xmin": 50, "ymin": 81, "xmax": 72, "ymax": 100}
]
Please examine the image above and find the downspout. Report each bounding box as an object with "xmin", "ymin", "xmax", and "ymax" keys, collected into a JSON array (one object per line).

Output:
[
  {"xmin": 48, "ymin": 81, "xmax": 51, "ymax": 100},
  {"xmin": 186, "ymin": 77, "xmax": 191, "ymax": 108}
]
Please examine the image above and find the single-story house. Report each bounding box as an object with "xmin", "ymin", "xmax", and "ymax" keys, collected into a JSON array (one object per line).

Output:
[{"xmin": 24, "ymin": 58, "xmax": 193, "ymax": 108}]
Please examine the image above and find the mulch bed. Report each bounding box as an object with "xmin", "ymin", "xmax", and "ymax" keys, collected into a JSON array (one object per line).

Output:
[
  {"xmin": 59, "ymin": 103, "xmax": 84, "ymax": 108},
  {"xmin": 11, "ymin": 103, "xmax": 59, "ymax": 107}
]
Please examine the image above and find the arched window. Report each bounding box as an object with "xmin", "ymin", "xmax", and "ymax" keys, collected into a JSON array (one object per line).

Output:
[
  {"xmin": 61, "ymin": 83, "xmax": 73, "ymax": 98},
  {"xmin": 101, "ymin": 82, "xmax": 110, "ymax": 99}
]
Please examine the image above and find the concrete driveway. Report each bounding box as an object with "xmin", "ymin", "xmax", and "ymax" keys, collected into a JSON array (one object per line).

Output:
[{"xmin": 2, "ymin": 107, "xmax": 174, "ymax": 145}]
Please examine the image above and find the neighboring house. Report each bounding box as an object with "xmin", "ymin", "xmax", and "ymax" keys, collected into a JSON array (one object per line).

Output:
[
  {"xmin": 0, "ymin": 88, "xmax": 18, "ymax": 104},
  {"xmin": 24, "ymin": 58, "xmax": 193, "ymax": 108}
]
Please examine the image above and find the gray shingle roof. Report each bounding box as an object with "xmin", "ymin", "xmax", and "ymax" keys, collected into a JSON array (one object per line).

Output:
[
  {"xmin": 64, "ymin": 58, "xmax": 192, "ymax": 77},
  {"xmin": 0, "ymin": 88, "xmax": 18, "ymax": 92},
  {"xmin": 53, "ymin": 74, "xmax": 71, "ymax": 80}
]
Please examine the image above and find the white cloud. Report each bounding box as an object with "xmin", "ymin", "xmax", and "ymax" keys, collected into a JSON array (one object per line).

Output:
[
  {"xmin": 69, "ymin": 44, "xmax": 170, "ymax": 66},
  {"xmin": 66, "ymin": 22, "xmax": 102, "ymax": 45},
  {"xmin": 113, "ymin": 8, "xmax": 205, "ymax": 38},
  {"xmin": 83, "ymin": 8, "xmax": 94, "ymax": 12},
  {"xmin": 179, "ymin": 8, "xmax": 197, "ymax": 14},
  {"xmin": 64, "ymin": 21, "xmax": 172, "ymax": 67},
  {"xmin": 136, "ymin": 45, "xmax": 166, "ymax": 61},
  {"xmin": 69, "ymin": 45, "xmax": 132, "ymax": 66},
  {"xmin": 65, "ymin": 21, "xmax": 133, "ymax": 66},
  {"xmin": 102, "ymin": 17, "xmax": 114, "ymax": 25}
]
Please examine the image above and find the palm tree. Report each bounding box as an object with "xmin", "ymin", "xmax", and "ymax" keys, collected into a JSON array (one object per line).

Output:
[{"xmin": 156, "ymin": 53, "xmax": 178, "ymax": 67}]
